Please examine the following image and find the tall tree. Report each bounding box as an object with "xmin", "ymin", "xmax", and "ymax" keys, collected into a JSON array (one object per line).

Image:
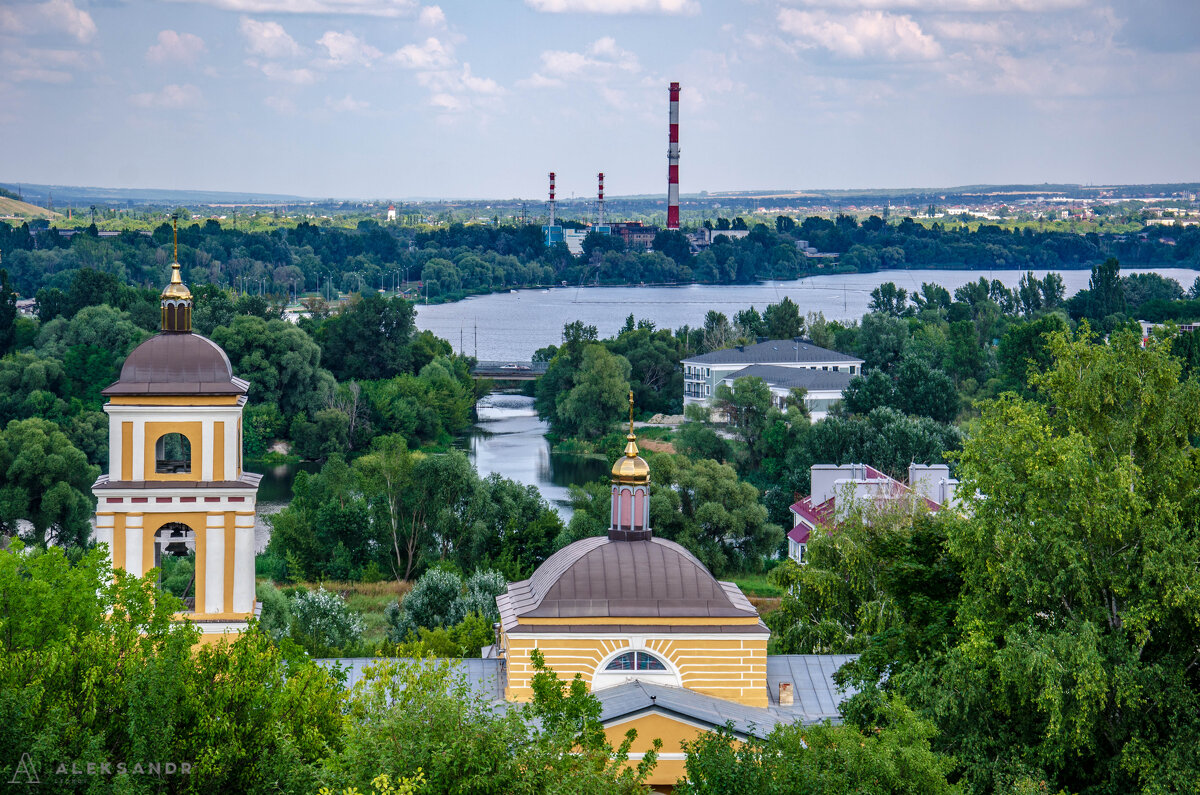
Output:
[
  {"xmin": 0, "ymin": 418, "xmax": 98, "ymax": 548},
  {"xmin": 556, "ymin": 345, "xmax": 631, "ymax": 439}
]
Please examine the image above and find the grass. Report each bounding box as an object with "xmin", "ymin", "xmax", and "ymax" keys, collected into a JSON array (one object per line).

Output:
[
  {"xmin": 730, "ymin": 572, "xmax": 783, "ymax": 599},
  {"xmin": 264, "ymin": 578, "xmax": 412, "ymax": 645}
]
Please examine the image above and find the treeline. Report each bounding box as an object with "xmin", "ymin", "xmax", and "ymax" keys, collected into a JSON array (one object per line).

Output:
[
  {"xmin": 765, "ymin": 327, "xmax": 1200, "ymax": 794},
  {"xmin": 3, "ymin": 211, "xmax": 1196, "ymax": 309}
]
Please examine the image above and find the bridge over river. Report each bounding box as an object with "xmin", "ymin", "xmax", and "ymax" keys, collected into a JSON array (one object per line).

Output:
[{"xmin": 470, "ymin": 360, "xmax": 548, "ymax": 380}]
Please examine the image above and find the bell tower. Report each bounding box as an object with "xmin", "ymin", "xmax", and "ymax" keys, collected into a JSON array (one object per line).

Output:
[{"xmin": 92, "ymin": 220, "xmax": 261, "ymax": 641}]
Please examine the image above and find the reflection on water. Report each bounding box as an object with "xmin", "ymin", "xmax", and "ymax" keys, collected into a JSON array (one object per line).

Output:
[{"xmin": 460, "ymin": 394, "xmax": 610, "ymax": 518}]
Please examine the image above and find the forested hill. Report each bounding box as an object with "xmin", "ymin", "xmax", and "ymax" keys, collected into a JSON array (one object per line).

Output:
[{"xmin": 1, "ymin": 213, "xmax": 1196, "ymax": 304}]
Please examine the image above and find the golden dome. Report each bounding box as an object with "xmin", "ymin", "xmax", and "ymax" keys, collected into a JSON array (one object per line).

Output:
[
  {"xmin": 161, "ymin": 262, "xmax": 192, "ymax": 301},
  {"xmin": 612, "ymin": 433, "xmax": 650, "ymax": 484}
]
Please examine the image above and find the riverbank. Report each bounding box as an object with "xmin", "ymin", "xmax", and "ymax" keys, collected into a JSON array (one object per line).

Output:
[{"xmin": 415, "ymin": 267, "xmax": 1200, "ymax": 360}]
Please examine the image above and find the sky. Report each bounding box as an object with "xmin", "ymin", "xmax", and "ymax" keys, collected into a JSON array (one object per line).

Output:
[{"xmin": 1, "ymin": 0, "xmax": 1198, "ymax": 200}]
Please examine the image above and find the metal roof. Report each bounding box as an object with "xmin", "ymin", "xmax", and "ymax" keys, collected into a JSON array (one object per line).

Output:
[
  {"xmin": 497, "ymin": 537, "xmax": 762, "ymax": 632},
  {"xmin": 683, "ymin": 339, "xmax": 863, "ymax": 367},
  {"xmin": 721, "ymin": 365, "xmax": 855, "ymax": 392},
  {"xmin": 316, "ymin": 657, "xmax": 505, "ymax": 701},
  {"xmin": 766, "ymin": 654, "xmax": 859, "ymax": 721},
  {"xmin": 102, "ymin": 332, "xmax": 249, "ymax": 396}
]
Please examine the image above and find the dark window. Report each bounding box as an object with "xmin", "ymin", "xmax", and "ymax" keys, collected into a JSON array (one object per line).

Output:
[
  {"xmin": 155, "ymin": 432, "xmax": 191, "ymax": 474},
  {"xmin": 606, "ymin": 651, "xmax": 667, "ymax": 672}
]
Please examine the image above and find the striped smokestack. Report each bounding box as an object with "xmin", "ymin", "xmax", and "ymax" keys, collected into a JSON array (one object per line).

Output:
[
  {"xmin": 667, "ymin": 81, "xmax": 680, "ymax": 230},
  {"xmin": 597, "ymin": 172, "xmax": 605, "ymax": 226},
  {"xmin": 548, "ymin": 171, "xmax": 557, "ymax": 227}
]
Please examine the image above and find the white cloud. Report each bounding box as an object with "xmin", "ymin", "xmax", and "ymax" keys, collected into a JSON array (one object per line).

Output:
[
  {"xmin": 417, "ymin": 62, "xmax": 503, "ymax": 95},
  {"xmin": 147, "ymin": 30, "xmax": 207, "ymax": 64},
  {"xmin": 129, "ymin": 83, "xmax": 204, "ymax": 109},
  {"xmin": 526, "ymin": 0, "xmax": 697, "ymax": 13},
  {"xmin": 169, "ymin": 0, "xmax": 417, "ymax": 17},
  {"xmin": 0, "ymin": 46, "xmax": 100, "ymax": 84},
  {"xmin": 525, "ymin": 36, "xmax": 641, "ymax": 85},
  {"xmin": 0, "ymin": 0, "xmax": 97, "ymax": 43},
  {"xmin": 327, "ymin": 93, "xmax": 369, "ymax": 112},
  {"xmin": 418, "ymin": 5, "xmax": 446, "ymax": 27},
  {"xmin": 784, "ymin": 0, "xmax": 1087, "ymax": 10},
  {"xmin": 238, "ymin": 17, "xmax": 303, "ymax": 58},
  {"xmin": 930, "ymin": 19, "xmax": 1010, "ymax": 44},
  {"xmin": 390, "ymin": 37, "xmax": 454, "ymax": 69},
  {"xmin": 258, "ymin": 62, "xmax": 316, "ymax": 84},
  {"xmin": 317, "ymin": 30, "xmax": 382, "ymax": 66},
  {"xmin": 778, "ymin": 9, "xmax": 942, "ymax": 60}
]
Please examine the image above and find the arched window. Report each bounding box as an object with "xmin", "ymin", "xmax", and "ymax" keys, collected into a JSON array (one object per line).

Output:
[
  {"xmin": 155, "ymin": 432, "xmax": 191, "ymax": 474},
  {"xmin": 153, "ymin": 522, "xmax": 196, "ymax": 612},
  {"xmin": 605, "ymin": 651, "xmax": 667, "ymax": 672}
]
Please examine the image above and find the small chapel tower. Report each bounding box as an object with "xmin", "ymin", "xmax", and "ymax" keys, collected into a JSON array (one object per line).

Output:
[
  {"xmin": 610, "ymin": 391, "xmax": 651, "ymax": 540},
  {"xmin": 92, "ymin": 220, "xmax": 261, "ymax": 638}
]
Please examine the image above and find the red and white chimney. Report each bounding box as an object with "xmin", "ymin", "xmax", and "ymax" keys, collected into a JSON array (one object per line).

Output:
[
  {"xmin": 548, "ymin": 171, "xmax": 557, "ymax": 227},
  {"xmin": 597, "ymin": 172, "xmax": 605, "ymax": 226},
  {"xmin": 667, "ymin": 81, "xmax": 680, "ymax": 230}
]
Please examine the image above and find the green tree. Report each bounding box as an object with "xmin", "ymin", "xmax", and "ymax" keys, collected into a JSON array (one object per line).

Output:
[
  {"xmin": 712, "ymin": 376, "xmax": 772, "ymax": 466},
  {"xmin": 556, "ymin": 344, "xmax": 631, "ymax": 439},
  {"xmin": 874, "ymin": 326, "xmax": 1200, "ymax": 793},
  {"xmin": 869, "ymin": 282, "xmax": 909, "ymax": 316},
  {"xmin": 211, "ymin": 315, "xmax": 335, "ymax": 420},
  {"xmin": 0, "ymin": 418, "xmax": 98, "ymax": 547},
  {"xmin": 314, "ymin": 292, "xmax": 418, "ymax": 381},
  {"xmin": 0, "ymin": 269, "xmax": 16, "ymax": 354},
  {"xmin": 763, "ymin": 296, "xmax": 804, "ymax": 339},
  {"xmin": 857, "ymin": 312, "xmax": 909, "ymax": 372},
  {"xmin": 675, "ymin": 697, "xmax": 957, "ymax": 795}
]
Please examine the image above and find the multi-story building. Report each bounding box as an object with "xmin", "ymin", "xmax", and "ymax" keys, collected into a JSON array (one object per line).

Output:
[
  {"xmin": 682, "ymin": 338, "xmax": 864, "ymax": 419},
  {"xmin": 787, "ymin": 463, "xmax": 958, "ymax": 563}
]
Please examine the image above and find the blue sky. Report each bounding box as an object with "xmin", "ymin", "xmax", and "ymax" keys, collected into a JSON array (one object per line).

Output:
[{"xmin": 1, "ymin": 0, "xmax": 1197, "ymax": 199}]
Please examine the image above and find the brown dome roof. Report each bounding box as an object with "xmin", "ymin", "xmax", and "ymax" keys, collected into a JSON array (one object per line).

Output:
[
  {"xmin": 102, "ymin": 333, "xmax": 249, "ymax": 396},
  {"xmin": 498, "ymin": 536, "xmax": 761, "ymax": 625}
]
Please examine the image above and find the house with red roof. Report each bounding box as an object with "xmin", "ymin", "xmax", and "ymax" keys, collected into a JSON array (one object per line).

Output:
[{"xmin": 787, "ymin": 463, "xmax": 959, "ymax": 563}]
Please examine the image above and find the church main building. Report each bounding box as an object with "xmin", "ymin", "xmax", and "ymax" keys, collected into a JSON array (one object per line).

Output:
[
  {"xmin": 492, "ymin": 409, "xmax": 852, "ymax": 786},
  {"xmin": 92, "ymin": 255, "xmax": 261, "ymax": 639}
]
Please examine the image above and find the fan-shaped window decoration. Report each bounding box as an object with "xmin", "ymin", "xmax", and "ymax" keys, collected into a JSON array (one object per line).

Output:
[{"xmin": 605, "ymin": 651, "xmax": 667, "ymax": 672}]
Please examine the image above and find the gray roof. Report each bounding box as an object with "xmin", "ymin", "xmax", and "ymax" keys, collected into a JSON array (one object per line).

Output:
[
  {"xmin": 316, "ymin": 657, "xmax": 505, "ymax": 701},
  {"xmin": 766, "ymin": 654, "xmax": 859, "ymax": 720},
  {"xmin": 103, "ymin": 332, "xmax": 249, "ymax": 396},
  {"xmin": 316, "ymin": 654, "xmax": 857, "ymax": 737},
  {"xmin": 722, "ymin": 365, "xmax": 855, "ymax": 392},
  {"xmin": 683, "ymin": 339, "xmax": 862, "ymax": 367},
  {"xmin": 497, "ymin": 536, "xmax": 763, "ymax": 633}
]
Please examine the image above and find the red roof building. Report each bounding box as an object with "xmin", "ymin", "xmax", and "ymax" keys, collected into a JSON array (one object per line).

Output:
[{"xmin": 787, "ymin": 463, "xmax": 958, "ymax": 563}]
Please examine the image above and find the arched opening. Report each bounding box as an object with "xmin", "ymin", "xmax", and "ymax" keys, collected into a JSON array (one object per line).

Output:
[
  {"xmin": 591, "ymin": 647, "xmax": 681, "ymax": 692},
  {"xmin": 154, "ymin": 522, "xmax": 196, "ymax": 612},
  {"xmin": 155, "ymin": 432, "xmax": 191, "ymax": 474}
]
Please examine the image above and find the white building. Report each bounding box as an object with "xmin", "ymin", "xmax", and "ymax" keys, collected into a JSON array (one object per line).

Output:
[{"xmin": 682, "ymin": 338, "xmax": 864, "ymax": 417}]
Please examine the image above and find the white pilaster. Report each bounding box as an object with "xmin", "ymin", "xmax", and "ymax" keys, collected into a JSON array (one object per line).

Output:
[
  {"xmin": 201, "ymin": 420, "xmax": 214, "ymax": 481},
  {"xmin": 232, "ymin": 514, "xmax": 256, "ymax": 613},
  {"xmin": 132, "ymin": 420, "xmax": 146, "ymax": 480},
  {"xmin": 108, "ymin": 413, "xmax": 122, "ymax": 480},
  {"xmin": 205, "ymin": 518, "xmax": 225, "ymax": 614},
  {"xmin": 125, "ymin": 520, "xmax": 143, "ymax": 577}
]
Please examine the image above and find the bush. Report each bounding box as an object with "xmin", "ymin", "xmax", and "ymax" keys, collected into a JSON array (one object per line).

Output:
[
  {"xmin": 460, "ymin": 569, "xmax": 508, "ymax": 622},
  {"xmin": 257, "ymin": 582, "xmax": 292, "ymax": 641},
  {"xmin": 290, "ymin": 587, "xmax": 365, "ymax": 655}
]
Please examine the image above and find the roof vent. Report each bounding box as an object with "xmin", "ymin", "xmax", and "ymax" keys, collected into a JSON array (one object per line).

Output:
[{"xmin": 779, "ymin": 682, "xmax": 794, "ymax": 706}]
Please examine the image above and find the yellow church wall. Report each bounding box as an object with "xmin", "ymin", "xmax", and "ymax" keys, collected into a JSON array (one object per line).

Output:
[
  {"xmin": 223, "ymin": 515, "xmax": 235, "ymax": 612},
  {"xmin": 112, "ymin": 514, "xmax": 126, "ymax": 572},
  {"xmin": 602, "ymin": 712, "xmax": 713, "ymax": 788},
  {"xmin": 503, "ymin": 634, "xmax": 768, "ymax": 707},
  {"xmin": 214, "ymin": 421, "xmax": 225, "ymax": 481},
  {"xmin": 143, "ymin": 421, "xmax": 204, "ymax": 482}
]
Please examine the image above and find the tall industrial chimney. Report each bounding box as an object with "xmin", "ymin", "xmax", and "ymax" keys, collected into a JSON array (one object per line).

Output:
[
  {"xmin": 548, "ymin": 171, "xmax": 557, "ymax": 227},
  {"xmin": 667, "ymin": 81, "xmax": 680, "ymax": 230},
  {"xmin": 597, "ymin": 172, "xmax": 605, "ymax": 227}
]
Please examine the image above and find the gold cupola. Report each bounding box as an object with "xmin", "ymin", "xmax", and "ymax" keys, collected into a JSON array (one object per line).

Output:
[
  {"xmin": 160, "ymin": 215, "xmax": 193, "ymax": 332},
  {"xmin": 610, "ymin": 391, "xmax": 651, "ymax": 541}
]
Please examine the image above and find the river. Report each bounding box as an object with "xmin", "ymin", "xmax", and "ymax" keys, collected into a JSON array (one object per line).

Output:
[{"xmin": 414, "ymin": 267, "xmax": 1200, "ymax": 360}]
